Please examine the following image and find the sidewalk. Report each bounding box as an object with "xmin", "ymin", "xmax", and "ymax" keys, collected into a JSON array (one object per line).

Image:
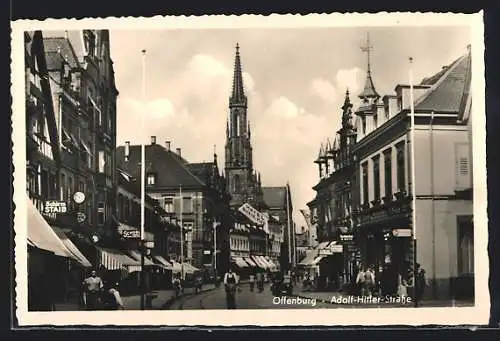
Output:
[
  {"xmin": 53, "ymin": 284, "xmax": 217, "ymax": 311},
  {"xmin": 292, "ymin": 290, "xmax": 474, "ymax": 308},
  {"xmin": 123, "ymin": 283, "xmax": 217, "ymax": 310}
]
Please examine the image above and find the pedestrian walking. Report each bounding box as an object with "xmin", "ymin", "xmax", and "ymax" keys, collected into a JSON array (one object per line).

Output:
[
  {"xmin": 223, "ymin": 268, "xmax": 240, "ymax": 309},
  {"xmin": 415, "ymin": 264, "xmax": 427, "ymax": 307},
  {"xmin": 101, "ymin": 282, "xmax": 125, "ymax": 310},
  {"xmin": 356, "ymin": 266, "xmax": 374, "ymax": 297},
  {"xmin": 82, "ymin": 269, "xmax": 103, "ymax": 310},
  {"xmin": 397, "ymin": 273, "xmax": 408, "ymax": 298},
  {"xmin": 249, "ymin": 272, "xmax": 255, "ymax": 292}
]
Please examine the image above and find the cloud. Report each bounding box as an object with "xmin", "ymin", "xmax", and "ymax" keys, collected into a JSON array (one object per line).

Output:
[
  {"xmin": 336, "ymin": 67, "xmax": 364, "ymax": 96},
  {"xmin": 309, "ymin": 79, "xmax": 337, "ymax": 103}
]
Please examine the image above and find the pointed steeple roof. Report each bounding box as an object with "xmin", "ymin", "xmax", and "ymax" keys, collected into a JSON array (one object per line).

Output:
[
  {"xmin": 230, "ymin": 43, "xmax": 247, "ymax": 106},
  {"xmin": 359, "ymin": 33, "xmax": 379, "ymax": 100},
  {"xmin": 314, "ymin": 143, "xmax": 325, "ymax": 163}
]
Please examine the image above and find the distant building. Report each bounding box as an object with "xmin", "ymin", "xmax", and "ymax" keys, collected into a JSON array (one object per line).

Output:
[{"xmin": 116, "ymin": 137, "xmax": 230, "ymax": 273}]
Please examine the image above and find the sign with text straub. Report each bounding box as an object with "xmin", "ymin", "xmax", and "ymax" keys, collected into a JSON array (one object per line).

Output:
[{"xmin": 238, "ymin": 203, "xmax": 265, "ymax": 225}]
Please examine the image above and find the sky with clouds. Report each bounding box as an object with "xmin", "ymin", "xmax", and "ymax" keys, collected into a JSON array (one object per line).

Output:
[{"xmin": 105, "ymin": 26, "xmax": 470, "ymax": 229}]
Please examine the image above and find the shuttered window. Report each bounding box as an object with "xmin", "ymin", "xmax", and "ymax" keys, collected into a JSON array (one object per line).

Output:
[{"xmin": 455, "ymin": 142, "xmax": 471, "ymax": 191}]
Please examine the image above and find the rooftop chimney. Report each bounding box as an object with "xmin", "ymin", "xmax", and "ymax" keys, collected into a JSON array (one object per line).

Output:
[
  {"xmin": 64, "ymin": 30, "xmax": 69, "ymax": 40},
  {"xmin": 166, "ymin": 141, "xmax": 171, "ymax": 151},
  {"xmin": 176, "ymin": 148, "xmax": 181, "ymax": 157},
  {"xmin": 151, "ymin": 136, "xmax": 156, "ymax": 145},
  {"xmin": 124, "ymin": 141, "xmax": 130, "ymax": 161}
]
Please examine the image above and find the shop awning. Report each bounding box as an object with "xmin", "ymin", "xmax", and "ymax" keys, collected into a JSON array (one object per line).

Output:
[
  {"xmin": 264, "ymin": 256, "xmax": 278, "ymax": 269},
  {"xmin": 311, "ymin": 256, "xmax": 326, "ymax": 265},
  {"xmin": 153, "ymin": 255, "xmax": 173, "ymax": 270},
  {"xmin": 170, "ymin": 260, "xmax": 183, "ymax": 273},
  {"xmin": 128, "ymin": 250, "xmax": 156, "ymax": 266},
  {"xmin": 182, "ymin": 262, "xmax": 200, "ymax": 274},
  {"xmin": 52, "ymin": 226, "xmax": 92, "ymax": 267},
  {"xmin": 232, "ymin": 257, "xmax": 249, "ymax": 268},
  {"xmin": 298, "ymin": 250, "xmax": 319, "ymax": 266},
  {"xmin": 251, "ymin": 255, "xmax": 268, "ymax": 269},
  {"xmin": 98, "ymin": 247, "xmax": 142, "ymax": 273},
  {"xmin": 243, "ymin": 257, "xmax": 257, "ymax": 267},
  {"xmin": 27, "ymin": 197, "xmax": 75, "ymax": 259}
]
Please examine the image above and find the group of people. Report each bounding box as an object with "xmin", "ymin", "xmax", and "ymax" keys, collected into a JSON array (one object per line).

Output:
[
  {"xmin": 354, "ymin": 263, "xmax": 428, "ymax": 306},
  {"xmin": 223, "ymin": 269, "xmax": 270, "ymax": 309},
  {"xmin": 81, "ymin": 270, "xmax": 125, "ymax": 310}
]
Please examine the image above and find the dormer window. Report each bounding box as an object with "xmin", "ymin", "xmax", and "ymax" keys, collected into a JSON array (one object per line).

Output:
[{"xmin": 147, "ymin": 173, "xmax": 156, "ymax": 186}]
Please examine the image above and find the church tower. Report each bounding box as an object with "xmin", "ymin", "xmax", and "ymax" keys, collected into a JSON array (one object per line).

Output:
[{"xmin": 225, "ymin": 44, "xmax": 259, "ymax": 208}]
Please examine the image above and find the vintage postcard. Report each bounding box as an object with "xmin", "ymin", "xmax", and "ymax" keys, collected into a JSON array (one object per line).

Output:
[{"xmin": 11, "ymin": 12, "xmax": 487, "ymax": 326}]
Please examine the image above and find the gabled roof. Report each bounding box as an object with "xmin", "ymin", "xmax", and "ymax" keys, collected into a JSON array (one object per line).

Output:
[
  {"xmin": 262, "ymin": 186, "xmax": 287, "ymax": 210},
  {"xmin": 414, "ymin": 47, "xmax": 472, "ymax": 113},
  {"xmin": 116, "ymin": 144, "xmax": 206, "ymax": 190},
  {"xmin": 43, "ymin": 37, "xmax": 80, "ymax": 70}
]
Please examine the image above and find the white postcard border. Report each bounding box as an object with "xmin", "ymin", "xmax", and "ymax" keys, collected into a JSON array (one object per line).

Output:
[{"xmin": 11, "ymin": 12, "xmax": 488, "ymax": 326}]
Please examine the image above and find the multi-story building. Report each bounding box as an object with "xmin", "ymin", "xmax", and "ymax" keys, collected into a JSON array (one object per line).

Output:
[
  {"xmin": 262, "ymin": 185, "xmax": 294, "ymax": 271},
  {"xmin": 351, "ymin": 44, "xmax": 473, "ymax": 300},
  {"xmin": 308, "ymin": 89, "xmax": 359, "ymax": 290},
  {"xmin": 116, "ymin": 137, "xmax": 230, "ymax": 273},
  {"xmin": 26, "ymin": 29, "xmax": 120, "ymax": 310}
]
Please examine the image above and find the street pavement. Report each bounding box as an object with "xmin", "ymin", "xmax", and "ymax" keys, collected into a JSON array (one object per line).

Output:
[
  {"xmin": 167, "ymin": 283, "xmax": 474, "ymax": 310},
  {"xmin": 168, "ymin": 283, "xmax": 332, "ymax": 309}
]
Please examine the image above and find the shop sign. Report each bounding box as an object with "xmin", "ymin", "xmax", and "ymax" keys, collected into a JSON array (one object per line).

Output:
[
  {"xmin": 144, "ymin": 241, "xmax": 155, "ymax": 249},
  {"xmin": 203, "ymin": 250, "xmax": 211, "ymax": 255},
  {"xmin": 43, "ymin": 200, "xmax": 67, "ymax": 215},
  {"xmin": 331, "ymin": 244, "xmax": 343, "ymax": 253},
  {"xmin": 238, "ymin": 203, "xmax": 266, "ymax": 225},
  {"xmin": 319, "ymin": 248, "xmax": 333, "ymax": 256},
  {"xmin": 122, "ymin": 229, "xmax": 141, "ymax": 239},
  {"xmin": 340, "ymin": 234, "xmax": 355, "ymax": 244},
  {"xmin": 392, "ymin": 229, "xmax": 412, "ymax": 237}
]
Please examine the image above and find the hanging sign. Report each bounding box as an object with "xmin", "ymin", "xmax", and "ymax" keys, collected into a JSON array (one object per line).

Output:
[
  {"xmin": 238, "ymin": 203, "xmax": 265, "ymax": 225},
  {"xmin": 392, "ymin": 229, "xmax": 413, "ymax": 237}
]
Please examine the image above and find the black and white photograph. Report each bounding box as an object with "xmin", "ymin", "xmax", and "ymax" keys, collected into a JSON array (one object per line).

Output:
[{"xmin": 11, "ymin": 13, "xmax": 488, "ymax": 326}]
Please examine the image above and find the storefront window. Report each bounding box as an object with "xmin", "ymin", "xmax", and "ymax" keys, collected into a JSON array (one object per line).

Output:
[
  {"xmin": 457, "ymin": 217, "xmax": 474, "ymax": 275},
  {"xmin": 373, "ymin": 155, "xmax": 381, "ymax": 201},
  {"xmin": 383, "ymin": 148, "xmax": 392, "ymax": 198},
  {"xmin": 396, "ymin": 142, "xmax": 406, "ymax": 192},
  {"xmin": 361, "ymin": 162, "xmax": 369, "ymax": 205}
]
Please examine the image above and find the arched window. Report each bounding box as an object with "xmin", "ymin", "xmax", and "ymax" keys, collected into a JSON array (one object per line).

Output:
[{"xmin": 233, "ymin": 175, "xmax": 241, "ymax": 193}]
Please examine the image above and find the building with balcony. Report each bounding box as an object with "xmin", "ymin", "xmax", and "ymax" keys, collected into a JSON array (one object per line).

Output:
[{"xmin": 351, "ymin": 45, "xmax": 473, "ymax": 300}]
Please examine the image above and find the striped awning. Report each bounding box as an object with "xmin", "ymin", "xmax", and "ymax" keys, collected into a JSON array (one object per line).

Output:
[
  {"xmin": 52, "ymin": 226, "xmax": 92, "ymax": 267},
  {"xmin": 98, "ymin": 247, "xmax": 142, "ymax": 273},
  {"xmin": 153, "ymin": 255, "xmax": 173, "ymax": 270},
  {"xmin": 312, "ymin": 256, "xmax": 326, "ymax": 265},
  {"xmin": 128, "ymin": 249, "xmax": 156, "ymax": 266},
  {"xmin": 298, "ymin": 250, "xmax": 318, "ymax": 266},
  {"xmin": 251, "ymin": 255, "xmax": 267, "ymax": 269},
  {"xmin": 243, "ymin": 257, "xmax": 257, "ymax": 267},
  {"xmin": 233, "ymin": 257, "xmax": 249, "ymax": 268}
]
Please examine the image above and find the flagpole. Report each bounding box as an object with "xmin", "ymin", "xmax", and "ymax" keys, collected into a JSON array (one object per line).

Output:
[
  {"xmin": 409, "ymin": 57, "xmax": 418, "ymax": 307},
  {"xmin": 139, "ymin": 49, "xmax": 147, "ymax": 310},
  {"xmin": 179, "ymin": 185, "xmax": 184, "ymax": 280}
]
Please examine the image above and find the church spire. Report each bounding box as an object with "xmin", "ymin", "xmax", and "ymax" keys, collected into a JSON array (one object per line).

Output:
[
  {"xmin": 359, "ymin": 33, "xmax": 379, "ymax": 100},
  {"xmin": 230, "ymin": 43, "xmax": 247, "ymax": 106},
  {"xmin": 247, "ymin": 121, "xmax": 251, "ymax": 138}
]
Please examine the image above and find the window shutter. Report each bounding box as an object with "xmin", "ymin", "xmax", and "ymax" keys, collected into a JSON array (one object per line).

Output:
[{"xmin": 455, "ymin": 142, "xmax": 471, "ymax": 191}]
